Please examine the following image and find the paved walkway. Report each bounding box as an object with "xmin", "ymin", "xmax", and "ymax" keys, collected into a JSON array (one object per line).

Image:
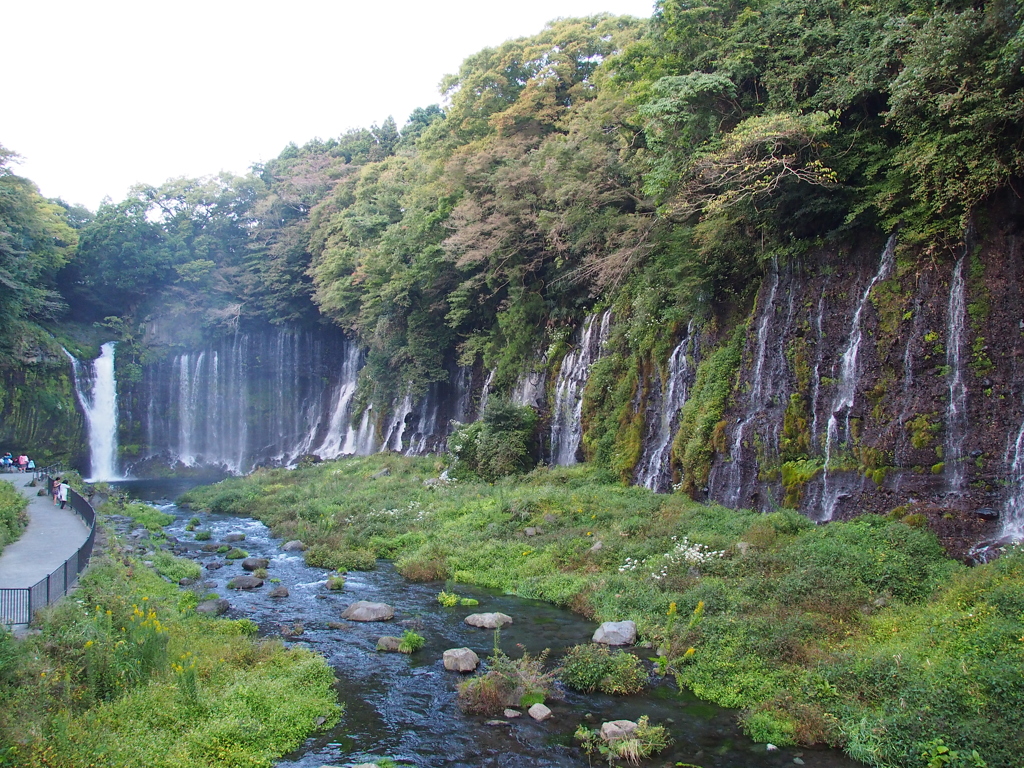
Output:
[{"xmin": 0, "ymin": 475, "xmax": 90, "ymax": 588}]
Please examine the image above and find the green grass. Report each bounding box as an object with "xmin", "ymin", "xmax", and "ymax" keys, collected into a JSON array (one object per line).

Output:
[
  {"xmin": 0, "ymin": 554, "xmax": 340, "ymax": 767},
  {"xmin": 178, "ymin": 454, "xmax": 1024, "ymax": 767},
  {"xmin": 0, "ymin": 480, "xmax": 28, "ymax": 555}
]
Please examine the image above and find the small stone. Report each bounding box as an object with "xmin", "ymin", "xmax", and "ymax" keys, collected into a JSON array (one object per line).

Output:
[
  {"xmin": 376, "ymin": 636, "xmax": 402, "ymax": 652},
  {"xmin": 543, "ymin": 513, "xmax": 557, "ymax": 524},
  {"xmin": 485, "ymin": 720, "xmax": 508, "ymax": 726},
  {"xmin": 268, "ymin": 585, "xmax": 289, "ymax": 598},
  {"xmin": 242, "ymin": 557, "xmax": 270, "ymax": 571},
  {"xmin": 282, "ymin": 540, "xmax": 307, "ymax": 552},
  {"xmin": 528, "ymin": 703, "xmax": 552, "ymax": 721},
  {"xmin": 464, "ymin": 612, "xmax": 513, "ymax": 629},
  {"xmin": 593, "ymin": 620, "xmax": 637, "ymax": 646},
  {"xmin": 205, "ymin": 561, "xmax": 224, "ymax": 571},
  {"xmin": 976, "ymin": 507, "xmax": 1000, "ymax": 521},
  {"xmin": 178, "ymin": 578, "xmax": 194, "ymax": 586},
  {"xmin": 224, "ymin": 533, "xmax": 246, "ymax": 542},
  {"xmin": 736, "ymin": 541, "xmax": 751, "ymax": 555},
  {"xmin": 326, "ymin": 621, "xmax": 346, "ymax": 630},
  {"xmin": 227, "ymin": 575, "xmax": 264, "ymax": 590},
  {"xmin": 767, "ymin": 743, "xmax": 779, "ymax": 751},
  {"xmin": 341, "ymin": 601, "xmax": 394, "ymax": 621},
  {"xmin": 504, "ymin": 708, "xmax": 521, "ymax": 718},
  {"xmin": 793, "ymin": 759, "xmax": 806, "ymax": 765},
  {"xmin": 589, "ymin": 540, "xmax": 603, "ymax": 552},
  {"xmin": 443, "ymin": 647, "xmax": 480, "ymax": 672},
  {"xmin": 201, "ymin": 543, "xmax": 219, "ymax": 552},
  {"xmin": 371, "ymin": 467, "xmax": 391, "ymax": 478}
]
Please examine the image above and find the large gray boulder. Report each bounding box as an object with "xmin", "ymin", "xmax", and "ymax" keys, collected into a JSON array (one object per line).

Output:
[
  {"xmin": 464, "ymin": 612, "xmax": 513, "ymax": 629},
  {"xmin": 341, "ymin": 601, "xmax": 395, "ymax": 622},
  {"xmin": 227, "ymin": 575, "xmax": 264, "ymax": 590},
  {"xmin": 443, "ymin": 647, "xmax": 480, "ymax": 672},
  {"xmin": 242, "ymin": 557, "xmax": 270, "ymax": 571},
  {"xmin": 282, "ymin": 540, "xmax": 307, "ymax": 552},
  {"xmin": 224, "ymin": 533, "xmax": 246, "ymax": 542},
  {"xmin": 195, "ymin": 598, "xmax": 230, "ymax": 615},
  {"xmin": 376, "ymin": 636, "xmax": 402, "ymax": 652},
  {"xmin": 593, "ymin": 620, "xmax": 637, "ymax": 646},
  {"xmin": 268, "ymin": 585, "xmax": 290, "ymax": 598}
]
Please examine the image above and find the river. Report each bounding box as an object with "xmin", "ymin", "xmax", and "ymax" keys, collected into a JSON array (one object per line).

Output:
[{"xmin": 114, "ymin": 478, "xmax": 860, "ymax": 768}]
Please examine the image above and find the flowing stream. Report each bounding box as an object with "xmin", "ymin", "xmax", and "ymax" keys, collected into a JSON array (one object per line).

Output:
[{"xmin": 115, "ymin": 480, "xmax": 859, "ymax": 768}]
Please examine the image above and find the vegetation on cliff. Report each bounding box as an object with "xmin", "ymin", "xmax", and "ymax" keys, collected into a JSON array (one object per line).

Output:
[{"xmin": 180, "ymin": 454, "xmax": 1024, "ymax": 767}]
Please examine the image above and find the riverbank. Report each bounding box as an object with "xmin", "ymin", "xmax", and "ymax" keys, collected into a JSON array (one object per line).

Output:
[
  {"xmin": 180, "ymin": 454, "xmax": 1024, "ymax": 767},
  {"xmin": 0, "ymin": 527, "xmax": 339, "ymax": 766}
]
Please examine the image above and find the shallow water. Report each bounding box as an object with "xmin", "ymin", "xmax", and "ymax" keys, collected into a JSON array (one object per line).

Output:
[{"xmin": 120, "ymin": 481, "xmax": 860, "ymax": 768}]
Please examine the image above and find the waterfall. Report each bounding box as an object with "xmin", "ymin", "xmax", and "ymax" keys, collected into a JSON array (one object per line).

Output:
[
  {"xmin": 724, "ymin": 265, "xmax": 780, "ymax": 506},
  {"xmin": 820, "ymin": 235, "xmax": 897, "ymax": 520},
  {"xmin": 1000, "ymin": 417, "xmax": 1024, "ymax": 543},
  {"xmin": 550, "ymin": 310, "xmax": 612, "ymax": 466},
  {"xmin": 342, "ymin": 407, "xmax": 377, "ymax": 456},
  {"xmin": 636, "ymin": 324, "xmax": 696, "ymax": 491},
  {"xmin": 406, "ymin": 387, "xmax": 442, "ymax": 455},
  {"xmin": 312, "ymin": 342, "xmax": 365, "ymax": 458},
  {"xmin": 383, "ymin": 393, "xmax": 415, "ymax": 452},
  {"xmin": 67, "ymin": 341, "xmax": 122, "ymax": 481},
  {"xmin": 944, "ymin": 253, "xmax": 969, "ymax": 495},
  {"xmin": 478, "ymin": 368, "xmax": 496, "ymax": 416},
  {"xmin": 451, "ymin": 367, "xmax": 474, "ymax": 424}
]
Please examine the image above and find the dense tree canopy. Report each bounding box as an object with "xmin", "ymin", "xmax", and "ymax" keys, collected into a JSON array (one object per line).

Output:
[{"xmin": 3, "ymin": 1, "xmax": 1020, "ymax": 397}]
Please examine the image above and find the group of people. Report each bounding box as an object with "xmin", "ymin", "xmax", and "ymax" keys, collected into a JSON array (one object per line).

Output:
[
  {"xmin": 50, "ymin": 477, "xmax": 70, "ymax": 509},
  {"xmin": 1, "ymin": 452, "xmax": 34, "ymax": 472}
]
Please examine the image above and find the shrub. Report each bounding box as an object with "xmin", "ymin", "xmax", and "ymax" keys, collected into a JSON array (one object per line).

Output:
[
  {"xmin": 448, "ymin": 399, "xmax": 538, "ymax": 481},
  {"xmin": 0, "ymin": 481, "xmax": 28, "ymax": 553},
  {"xmin": 306, "ymin": 545, "xmax": 376, "ymax": 571},
  {"xmin": 325, "ymin": 574, "xmax": 346, "ymax": 590},
  {"xmin": 559, "ymin": 644, "xmax": 648, "ymax": 695},
  {"xmin": 436, "ymin": 590, "xmax": 460, "ymax": 606},
  {"xmin": 575, "ymin": 715, "xmax": 671, "ymax": 765},
  {"xmin": 194, "ymin": 530, "xmax": 211, "ymax": 541},
  {"xmin": 398, "ymin": 630, "xmax": 425, "ymax": 654},
  {"xmin": 224, "ymin": 548, "xmax": 248, "ymax": 560},
  {"xmin": 149, "ymin": 551, "xmax": 201, "ymax": 582},
  {"xmin": 459, "ymin": 640, "xmax": 555, "ymax": 715}
]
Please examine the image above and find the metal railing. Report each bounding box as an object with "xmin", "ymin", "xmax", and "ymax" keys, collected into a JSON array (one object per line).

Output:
[{"xmin": 0, "ymin": 475, "xmax": 96, "ymax": 626}]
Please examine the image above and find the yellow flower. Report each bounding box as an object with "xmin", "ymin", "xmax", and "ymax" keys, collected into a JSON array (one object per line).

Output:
[{"xmin": 84, "ymin": 640, "xmax": 94, "ymax": 648}]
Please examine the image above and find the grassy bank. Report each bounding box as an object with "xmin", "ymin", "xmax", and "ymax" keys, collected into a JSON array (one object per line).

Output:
[
  {"xmin": 0, "ymin": 551, "xmax": 340, "ymax": 767},
  {"xmin": 0, "ymin": 481, "xmax": 28, "ymax": 555},
  {"xmin": 180, "ymin": 454, "xmax": 1024, "ymax": 767}
]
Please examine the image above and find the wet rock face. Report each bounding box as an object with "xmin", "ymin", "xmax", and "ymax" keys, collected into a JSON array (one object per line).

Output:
[{"xmin": 694, "ymin": 211, "xmax": 1024, "ymax": 550}]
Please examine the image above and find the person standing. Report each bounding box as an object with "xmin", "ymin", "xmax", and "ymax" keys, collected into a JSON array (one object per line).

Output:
[
  {"xmin": 58, "ymin": 479, "xmax": 70, "ymax": 510},
  {"xmin": 52, "ymin": 477, "xmax": 61, "ymax": 505}
]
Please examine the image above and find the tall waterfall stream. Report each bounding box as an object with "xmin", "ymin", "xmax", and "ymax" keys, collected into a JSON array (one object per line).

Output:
[{"xmin": 117, "ymin": 480, "xmax": 858, "ymax": 768}]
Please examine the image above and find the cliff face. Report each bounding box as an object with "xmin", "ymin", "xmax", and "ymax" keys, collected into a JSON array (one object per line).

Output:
[
  {"xmin": 700, "ymin": 203, "xmax": 1024, "ymax": 551},
  {"xmin": 84, "ymin": 204, "xmax": 1022, "ymax": 549}
]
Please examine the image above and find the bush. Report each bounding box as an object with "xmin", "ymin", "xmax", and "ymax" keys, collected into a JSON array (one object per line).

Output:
[
  {"xmin": 559, "ymin": 644, "xmax": 648, "ymax": 695},
  {"xmin": 306, "ymin": 545, "xmax": 376, "ymax": 572},
  {"xmin": 448, "ymin": 399, "xmax": 538, "ymax": 481},
  {"xmin": 398, "ymin": 630, "xmax": 425, "ymax": 654},
  {"xmin": 459, "ymin": 642, "xmax": 555, "ymax": 715},
  {"xmin": 0, "ymin": 481, "xmax": 28, "ymax": 553},
  {"xmin": 194, "ymin": 530, "xmax": 211, "ymax": 541},
  {"xmin": 437, "ymin": 590, "xmax": 460, "ymax": 607},
  {"xmin": 575, "ymin": 715, "xmax": 671, "ymax": 765},
  {"xmin": 149, "ymin": 551, "xmax": 201, "ymax": 582}
]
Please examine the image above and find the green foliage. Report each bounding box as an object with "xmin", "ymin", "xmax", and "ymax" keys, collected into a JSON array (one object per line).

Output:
[
  {"xmin": 448, "ymin": 399, "xmax": 538, "ymax": 481},
  {"xmin": 436, "ymin": 590, "xmax": 460, "ymax": 607},
  {"xmin": 0, "ymin": 481, "xmax": 28, "ymax": 554},
  {"xmin": 0, "ymin": 556, "xmax": 340, "ymax": 766},
  {"xmin": 575, "ymin": 715, "xmax": 671, "ymax": 765},
  {"xmin": 458, "ymin": 639, "xmax": 555, "ymax": 715},
  {"xmin": 148, "ymin": 550, "xmax": 202, "ymax": 582},
  {"xmin": 559, "ymin": 644, "xmax": 648, "ymax": 695},
  {"xmin": 305, "ymin": 545, "xmax": 376, "ymax": 572},
  {"xmin": 672, "ymin": 325, "xmax": 745, "ymax": 494},
  {"xmin": 398, "ymin": 630, "xmax": 425, "ymax": 654}
]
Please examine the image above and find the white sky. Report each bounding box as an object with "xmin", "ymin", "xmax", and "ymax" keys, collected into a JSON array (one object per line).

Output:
[{"xmin": 5, "ymin": 0, "xmax": 654, "ymax": 211}]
